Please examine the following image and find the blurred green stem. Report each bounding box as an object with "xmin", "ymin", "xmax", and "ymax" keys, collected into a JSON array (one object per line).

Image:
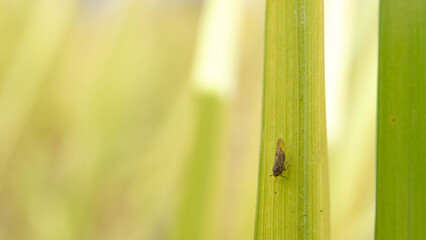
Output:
[
  {"xmin": 174, "ymin": 94, "xmax": 225, "ymax": 240},
  {"xmin": 254, "ymin": 0, "xmax": 329, "ymax": 239},
  {"xmin": 172, "ymin": 0, "xmax": 242, "ymax": 239}
]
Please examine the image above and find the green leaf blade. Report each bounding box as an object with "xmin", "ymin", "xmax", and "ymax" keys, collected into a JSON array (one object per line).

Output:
[
  {"xmin": 254, "ymin": 0, "xmax": 329, "ymax": 239},
  {"xmin": 376, "ymin": 0, "xmax": 426, "ymax": 239}
]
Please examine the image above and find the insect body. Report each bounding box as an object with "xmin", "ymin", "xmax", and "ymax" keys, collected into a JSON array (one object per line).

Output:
[{"xmin": 270, "ymin": 138, "xmax": 290, "ymax": 178}]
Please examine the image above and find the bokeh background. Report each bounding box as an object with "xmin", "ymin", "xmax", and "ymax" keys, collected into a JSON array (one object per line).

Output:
[{"xmin": 0, "ymin": 0, "xmax": 377, "ymax": 239}]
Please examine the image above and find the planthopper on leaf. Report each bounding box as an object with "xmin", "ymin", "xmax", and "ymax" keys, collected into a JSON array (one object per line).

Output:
[{"xmin": 270, "ymin": 138, "xmax": 291, "ymax": 179}]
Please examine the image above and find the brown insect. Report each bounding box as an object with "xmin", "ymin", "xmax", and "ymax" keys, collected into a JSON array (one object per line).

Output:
[{"xmin": 270, "ymin": 138, "xmax": 290, "ymax": 179}]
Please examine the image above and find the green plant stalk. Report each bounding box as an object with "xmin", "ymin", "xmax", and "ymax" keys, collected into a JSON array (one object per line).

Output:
[
  {"xmin": 173, "ymin": 93, "xmax": 226, "ymax": 240},
  {"xmin": 172, "ymin": 0, "xmax": 241, "ymax": 238},
  {"xmin": 254, "ymin": 0, "xmax": 329, "ymax": 239},
  {"xmin": 376, "ymin": 0, "xmax": 426, "ymax": 239}
]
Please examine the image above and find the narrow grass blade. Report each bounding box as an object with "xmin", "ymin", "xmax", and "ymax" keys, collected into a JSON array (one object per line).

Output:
[
  {"xmin": 254, "ymin": 0, "xmax": 329, "ymax": 239},
  {"xmin": 376, "ymin": 0, "xmax": 426, "ymax": 239}
]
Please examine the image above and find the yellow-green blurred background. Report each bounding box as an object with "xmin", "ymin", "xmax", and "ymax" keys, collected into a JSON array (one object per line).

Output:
[{"xmin": 0, "ymin": 0, "xmax": 377, "ymax": 239}]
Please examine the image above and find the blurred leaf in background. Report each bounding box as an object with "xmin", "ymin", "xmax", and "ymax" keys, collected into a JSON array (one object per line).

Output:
[
  {"xmin": 0, "ymin": 0, "xmax": 264, "ymax": 239},
  {"xmin": 325, "ymin": 0, "xmax": 378, "ymax": 239},
  {"xmin": 0, "ymin": 0, "xmax": 201, "ymax": 239}
]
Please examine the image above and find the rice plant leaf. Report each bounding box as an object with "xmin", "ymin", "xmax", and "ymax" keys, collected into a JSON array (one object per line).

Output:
[
  {"xmin": 376, "ymin": 0, "xmax": 426, "ymax": 239},
  {"xmin": 254, "ymin": 0, "xmax": 329, "ymax": 239}
]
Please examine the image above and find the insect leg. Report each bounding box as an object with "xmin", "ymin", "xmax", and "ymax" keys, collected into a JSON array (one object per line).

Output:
[{"xmin": 283, "ymin": 156, "xmax": 292, "ymax": 170}]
